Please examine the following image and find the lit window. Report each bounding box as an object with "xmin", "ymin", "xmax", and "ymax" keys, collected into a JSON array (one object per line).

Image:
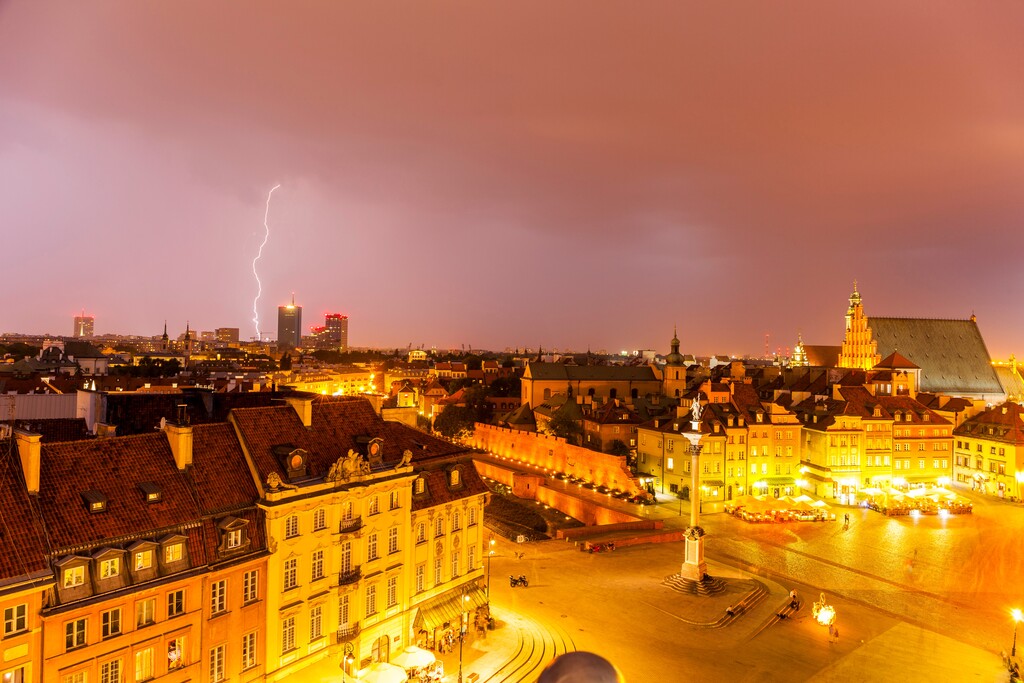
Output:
[
  {"xmin": 100, "ymin": 558, "xmax": 120, "ymax": 579},
  {"xmin": 390, "ymin": 491, "xmax": 400, "ymax": 509},
  {"xmin": 64, "ymin": 566, "xmax": 85, "ymax": 588},
  {"xmin": 135, "ymin": 550, "xmax": 152, "ymax": 571},
  {"xmin": 210, "ymin": 580, "xmax": 227, "ymax": 614},
  {"xmin": 368, "ymin": 496, "xmax": 380, "ymax": 515},
  {"xmin": 135, "ymin": 647, "xmax": 154, "ymax": 681},
  {"xmin": 165, "ymin": 543, "xmax": 183, "ymax": 563},
  {"xmin": 227, "ymin": 529, "xmax": 243, "ymax": 549},
  {"xmin": 136, "ymin": 598, "xmax": 156, "ymax": 627}
]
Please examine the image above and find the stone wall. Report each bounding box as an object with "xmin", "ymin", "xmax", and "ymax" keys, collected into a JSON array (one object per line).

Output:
[{"xmin": 472, "ymin": 423, "xmax": 642, "ymax": 493}]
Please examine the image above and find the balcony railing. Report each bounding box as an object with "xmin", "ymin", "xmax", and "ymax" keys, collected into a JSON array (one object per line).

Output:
[
  {"xmin": 335, "ymin": 624, "xmax": 360, "ymax": 644},
  {"xmin": 338, "ymin": 567, "xmax": 362, "ymax": 585},
  {"xmin": 338, "ymin": 517, "xmax": 363, "ymax": 534}
]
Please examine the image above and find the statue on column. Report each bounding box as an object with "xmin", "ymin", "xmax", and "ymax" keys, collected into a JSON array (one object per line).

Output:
[{"xmin": 690, "ymin": 393, "xmax": 703, "ymax": 424}]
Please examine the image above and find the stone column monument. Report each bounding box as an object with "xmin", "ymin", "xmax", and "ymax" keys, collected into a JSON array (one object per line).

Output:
[{"xmin": 680, "ymin": 394, "xmax": 707, "ymax": 581}]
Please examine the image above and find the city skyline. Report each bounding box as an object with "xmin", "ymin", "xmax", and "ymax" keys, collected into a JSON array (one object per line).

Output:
[{"xmin": 2, "ymin": 3, "xmax": 1023, "ymax": 356}]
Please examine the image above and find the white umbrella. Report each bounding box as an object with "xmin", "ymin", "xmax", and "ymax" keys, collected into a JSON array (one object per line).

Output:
[
  {"xmin": 810, "ymin": 499, "xmax": 831, "ymax": 509},
  {"xmin": 358, "ymin": 662, "xmax": 409, "ymax": 683},
  {"xmin": 391, "ymin": 645, "xmax": 437, "ymax": 670}
]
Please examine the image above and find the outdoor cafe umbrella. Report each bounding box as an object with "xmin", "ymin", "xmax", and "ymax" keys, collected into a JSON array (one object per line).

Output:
[
  {"xmin": 357, "ymin": 662, "xmax": 409, "ymax": 683},
  {"xmin": 391, "ymin": 646, "xmax": 436, "ymax": 670}
]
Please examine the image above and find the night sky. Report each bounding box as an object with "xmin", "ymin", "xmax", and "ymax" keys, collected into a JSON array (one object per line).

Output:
[{"xmin": 2, "ymin": 2, "xmax": 1022, "ymax": 357}]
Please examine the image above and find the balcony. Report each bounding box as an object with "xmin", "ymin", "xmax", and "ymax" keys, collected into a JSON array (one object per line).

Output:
[
  {"xmin": 335, "ymin": 624, "xmax": 360, "ymax": 644},
  {"xmin": 338, "ymin": 517, "xmax": 362, "ymax": 535},
  {"xmin": 338, "ymin": 567, "xmax": 362, "ymax": 585}
]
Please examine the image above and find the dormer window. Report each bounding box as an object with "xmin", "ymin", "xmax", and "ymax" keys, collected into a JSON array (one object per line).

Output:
[
  {"xmin": 99, "ymin": 558, "xmax": 120, "ymax": 579},
  {"xmin": 164, "ymin": 542, "xmax": 183, "ymax": 564},
  {"xmin": 450, "ymin": 469, "xmax": 461, "ymax": 487},
  {"xmin": 135, "ymin": 550, "xmax": 152, "ymax": 571},
  {"xmin": 81, "ymin": 490, "xmax": 108, "ymax": 513},
  {"xmin": 414, "ymin": 478, "xmax": 426, "ymax": 495},
  {"xmin": 138, "ymin": 482, "xmax": 162, "ymax": 503},
  {"xmin": 757, "ymin": 414, "xmax": 764, "ymax": 423},
  {"xmin": 63, "ymin": 566, "xmax": 85, "ymax": 588},
  {"xmin": 228, "ymin": 529, "xmax": 243, "ymax": 548}
]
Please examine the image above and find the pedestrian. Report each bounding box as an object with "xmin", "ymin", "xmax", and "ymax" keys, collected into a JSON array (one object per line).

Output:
[
  {"xmin": 843, "ymin": 513, "xmax": 850, "ymax": 528},
  {"xmin": 827, "ymin": 623, "xmax": 837, "ymax": 644},
  {"xmin": 789, "ymin": 589, "xmax": 799, "ymax": 609}
]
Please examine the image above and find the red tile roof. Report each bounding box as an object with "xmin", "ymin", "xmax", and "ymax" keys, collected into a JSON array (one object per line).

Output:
[
  {"xmin": 188, "ymin": 424, "xmax": 261, "ymax": 514},
  {"xmin": 411, "ymin": 465, "xmax": 488, "ymax": 512},
  {"xmin": 0, "ymin": 450, "xmax": 50, "ymax": 581},
  {"xmin": 230, "ymin": 397, "xmax": 470, "ymax": 484}
]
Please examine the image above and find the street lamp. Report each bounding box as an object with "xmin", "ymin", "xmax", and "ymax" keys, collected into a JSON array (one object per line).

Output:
[
  {"xmin": 340, "ymin": 642, "xmax": 355, "ymax": 682},
  {"xmin": 812, "ymin": 593, "xmax": 837, "ymax": 628},
  {"xmin": 1012, "ymin": 607, "xmax": 1023, "ymax": 657},
  {"xmin": 486, "ymin": 537, "xmax": 496, "ymax": 605},
  {"xmin": 458, "ymin": 591, "xmax": 471, "ymax": 683}
]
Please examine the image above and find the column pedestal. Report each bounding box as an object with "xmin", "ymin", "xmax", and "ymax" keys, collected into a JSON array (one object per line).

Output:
[{"xmin": 679, "ymin": 527, "xmax": 707, "ymax": 581}]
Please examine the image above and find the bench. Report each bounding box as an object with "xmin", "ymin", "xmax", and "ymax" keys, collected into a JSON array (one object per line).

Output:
[{"xmin": 467, "ymin": 673, "xmax": 481, "ymax": 683}]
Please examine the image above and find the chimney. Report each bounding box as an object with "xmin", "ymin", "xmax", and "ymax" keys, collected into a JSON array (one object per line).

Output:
[
  {"xmin": 95, "ymin": 423, "xmax": 117, "ymax": 438},
  {"xmin": 14, "ymin": 430, "xmax": 42, "ymax": 494},
  {"xmin": 164, "ymin": 422, "xmax": 193, "ymax": 471},
  {"xmin": 285, "ymin": 395, "xmax": 314, "ymax": 427}
]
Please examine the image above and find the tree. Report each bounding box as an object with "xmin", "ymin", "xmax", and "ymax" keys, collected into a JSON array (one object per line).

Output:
[
  {"xmin": 546, "ymin": 411, "xmax": 581, "ymax": 445},
  {"xmin": 279, "ymin": 353, "xmax": 292, "ymax": 371},
  {"xmin": 607, "ymin": 440, "xmax": 630, "ymax": 457},
  {"xmin": 488, "ymin": 376, "xmax": 521, "ymax": 397},
  {"xmin": 433, "ymin": 405, "xmax": 476, "ymax": 440}
]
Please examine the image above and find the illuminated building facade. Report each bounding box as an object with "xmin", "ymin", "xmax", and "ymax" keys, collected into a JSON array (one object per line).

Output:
[
  {"xmin": 325, "ymin": 313, "xmax": 349, "ymax": 352},
  {"xmin": 227, "ymin": 396, "xmax": 488, "ymax": 681},
  {"xmin": 215, "ymin": 328, "xmax": 240, "ymax": 344},
  {"xmin": 12, "ymin": 422, "xmax": 269, "ymax": 683},
  {"xmin": 277, "ymin": 297, "xmax": 302, "ymax": 349},
  {"xmin": 73, "ymin": 313, "xmax": 95, "ymax": 338},
  {"xmin": 953, "ymin": 402, "xmax": 1024, "ymax": 499}
]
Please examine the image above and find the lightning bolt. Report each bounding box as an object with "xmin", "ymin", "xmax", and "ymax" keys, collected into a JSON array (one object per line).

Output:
[{"xmin": 252, "ymin": 183, "xmax": 281, "ymax": 341}]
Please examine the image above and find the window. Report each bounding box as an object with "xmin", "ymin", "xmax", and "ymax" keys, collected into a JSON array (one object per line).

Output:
[
  {"xmin": 368, "ymin": 496, "xmax": 380, "ymax": 516},
  {"xmin": 666, "ymin": 457, "xmax": 675, "ymax": 471},
  {"xmin": 284, "ymin": 559, "xmax": 298, "ymax": 590},
  {"xmin": 416, "ymin": 523, "xmax": 426, "ymax": 544},
  {"xmin": 281, "ymin": 617, "xmax": 295, "ymax": 653},
  {"xmin": 450, "ymin": 469, "xmax": 461, "ymax": 486},
  {"xmin": 135, "ymin": 648, "xmax": 154, "ymax": 682},
  {"xmin": 468, "ymin": 507, "xmax": 478, "ymax": 526},
  {"xmin": 387, "ymin": 576, "xmax": 398, "ymax": 608},
  {"xmin": 165, "ymin": 543, "xmax": 183, "ymax": 563},
  {"xmin": 167, "ymin": 589, "xmax": 185, "ymax": 618},
  {"xmin": 65, "ymin": 618, "xmax": 86, "ymax": 650},
  {"xmin": 285, "ymin": 516, "xmax": 299, "ymax": 538},
  {"xmin": 434, "ymin": 557, "xmax": 442, "ymax": 586},
  {"xmin": 468, "ymin": 546, "xmax": 476, "ymax": 571},
  {"xmin": 311, "ymin": 549, "xmax": 325, "ymax": 580},
  {"xmin": 452, "ymin": 511, "xmax": 461, "ymax": 531},
  {"xmin": 451, "ymin": 551, "xmax": 460, "ymax": 578},
  {"xmin": 64, "ymin": 674, "xmax": 85, "ymax": 683},
  {"xmin": 313, "ymin": 508, "xmax": 326, "ymax": 531},
  {"xmin": 64, "ymin": 566, "xmax": 85, "ymax": 588},
  {"xmin": 416, "ymin": 564, "xmax": 425, "ymax": 592},
  {"xmin": 136, "ymin": 598, "xmax": 155, "ymax": 627},
  {"xmin": 227, "ymin": 529, "xmax": 243, "ymax": 549},
  {"xmin": 210, "ymin": 580, "xmax": 226, "ymax": 614},
  {"xmin": 435, "ymin": 517, "xmax": 444, "ymax": 537},
  {"xmin": 3, "ymin": 604, "xmax": 27, "ymax": 635},
  {"xmin": 368, "ymin": 534, "xmax": 379, "ymax": 561},
  {"xmin": 310, "ymin": 604, "xmax": 323, "ymax": 640},
  {"xmin": 134, "ymin": 550, "xmax": 152, "ymax": 571},
  {"xmin": 388, "ymin": 527, "xmax": 399, "ymax": 554},
  {"xmin": 366, "ymin": 584, "xmax": 377, "ymax": 615},
  {"xmin": 390, "ymin": 491, "xmax": 400, "ymax": 509},
  {"xmin": 339, "ymin": 594, "xmax": 350, "ymax": 627},
  {"xmin": 209, "ymin": 645, "xmax": 225, "ymax": 683},
  {"xmin": 340, "ymin": 542, "xmax": 352, "ymax": 573},
  {"xmin": 100, "ymin": 659, "xmax": 121, "ymax": 683},
  {"xmin": 242, "ymin": 632, "xmax": 257, "ymax": 670},
  {"xmin": 243, "ymin": 569, "xmax": 259, "ymax": 603},
  {"xmin": 342, "ymin": 501, "xmax": 354, "ymax": 522},
  {"xmin": 167, "ymin": 637, "xmax": 186, "ymax": 669},
  {"xmin": 100, "ymin": 557, "xmax": 120, "ymax": 579},
  {"xmin": 101, "ymin": 608, "xmax": 121, "ymax": 638}
]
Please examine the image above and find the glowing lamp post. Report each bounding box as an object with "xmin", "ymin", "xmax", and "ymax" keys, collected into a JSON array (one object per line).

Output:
[
  {"xmin": 1012, "ymin": 608, "xmax": 1023, "ymax": 657},
  {"xmin": 340, "ymin": 643, "xmax": 355, "ymax": 682},
  {"xmin": 812, "ymin": 593, "xmax": 836, "ymax": 628},
  {"xmin": 486, "ymin": 537, "xmax": 496, "ymax": 606},
  {"xmin": 458, "ymin": 592, "xmax": 471, "ymax": 683}
]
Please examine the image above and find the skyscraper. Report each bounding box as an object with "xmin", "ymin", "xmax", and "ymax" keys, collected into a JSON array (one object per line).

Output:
[
  {"xmin": 73, "ymin": 311, "xmax": 94, "ymax": 338},
  {"xmin": 325, "ymin": 313, "xmax": 349, "ymax": 352},
  {"xmin": 277, "ymin": 295, "xmax": 302, "ymax": 348}
]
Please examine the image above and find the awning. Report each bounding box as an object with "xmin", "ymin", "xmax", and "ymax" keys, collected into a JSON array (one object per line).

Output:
[
  {"xmin": 702, "ymin": 480, "xmax": 725, "ymax": 487},
  {"xmin": 805, "ymin": 472, "xmax": 833, "ymax": 484},
  {"xmin": 414, "ymin": 585, "xmax": 487, "ymax": 632},
  {"xmin": 761, "ymin": 477, "xmax": 794, "ymax": 485}
]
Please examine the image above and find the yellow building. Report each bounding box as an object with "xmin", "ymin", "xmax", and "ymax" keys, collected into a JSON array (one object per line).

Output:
[
  {"xmin": 228, "ymin": 395, "xmax": 488, "ymax": 680},
  {"xmin": 953, "ymin": 402, "xmax": 1024, "ymax": 499}
]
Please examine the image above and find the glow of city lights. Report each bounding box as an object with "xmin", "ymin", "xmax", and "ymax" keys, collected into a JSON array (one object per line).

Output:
[
  {"xmin": 811, "ymin": 593, "xmax": 836, "ymax": 627},
  {"xmin": 1013, "ymin": 608, "xmax": 1023, "ymax": 623},
  {"xmin": 251, "ymin": 183, "xmax": 281, "ymax": 341}
]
